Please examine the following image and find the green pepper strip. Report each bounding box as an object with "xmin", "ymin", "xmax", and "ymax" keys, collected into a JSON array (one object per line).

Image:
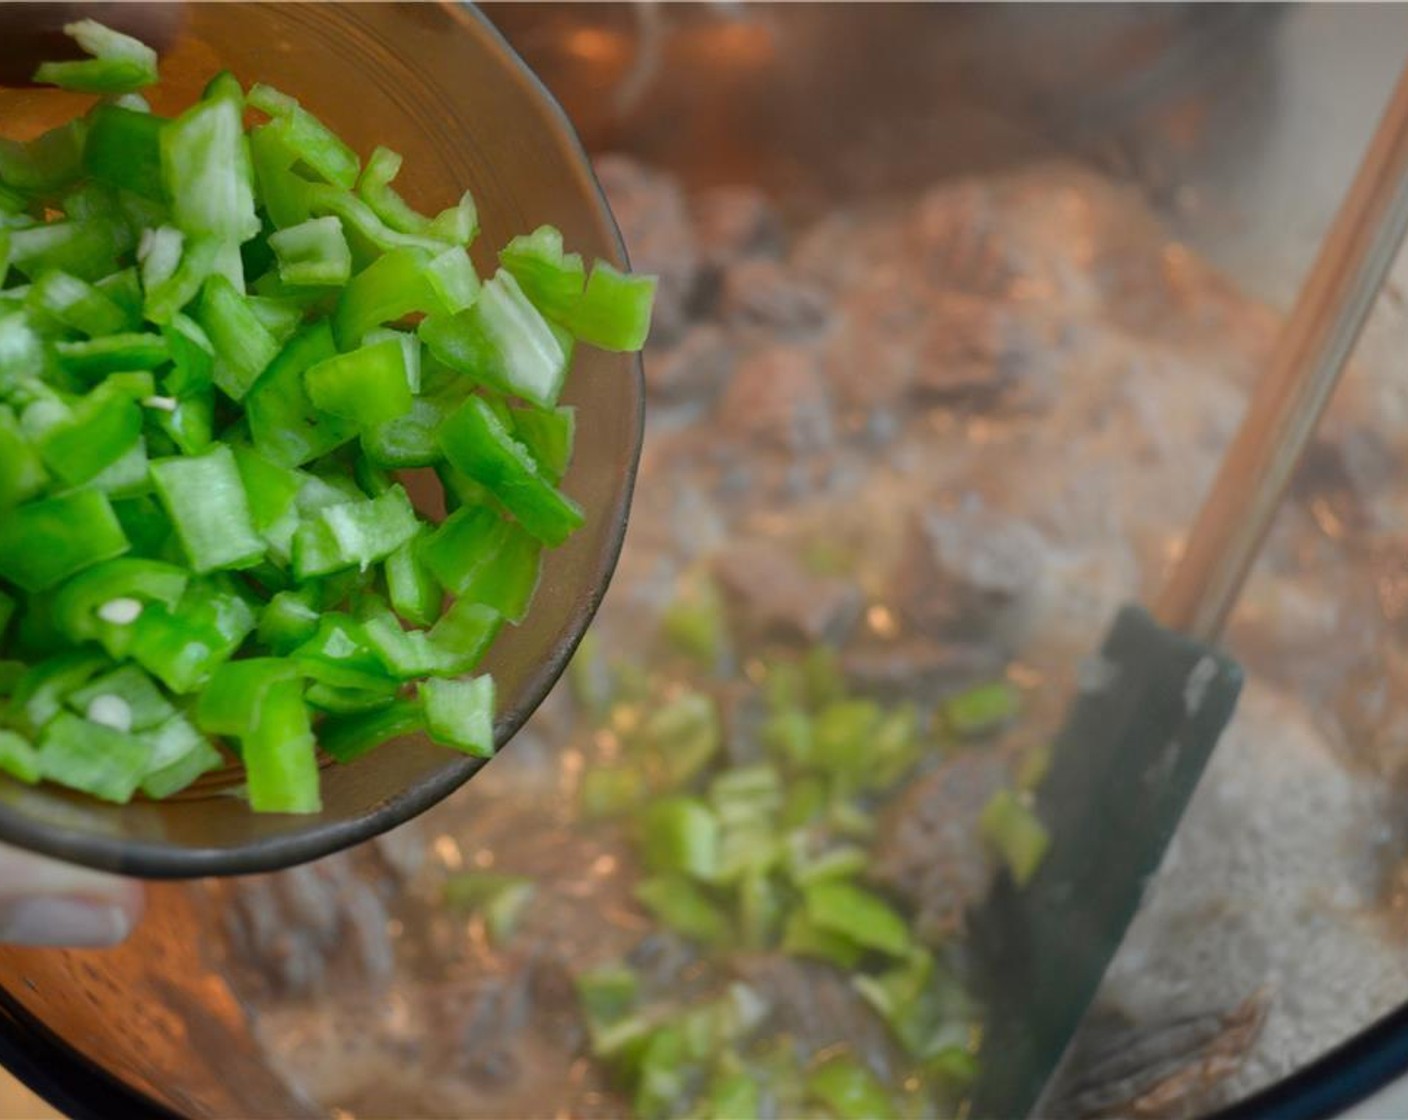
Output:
[
  {"xmin": 319, "ymin": 699, "xmax": 423, "ymax": 764},
  {"xmin": 438, "ymin": 395, "xmax": 584, "ymax": 547},
  {"xmin": 568, "ymin": 261, "xmax": 657, "ymax": 352},
  {"xmin": 292, "ymin": 484, "xmax": 420, "ymax": 578},
  {"xmin": 246, "ymin": 321, "xmax": 357, "ymax": 468},
  {"xmin": 151, "ymin": 445, "xmax": 267, "ymax": 574},
  {"xmin": 51, "ymin": 557, "xmax": 188, "ymax": 655},
  {"xmin": 420, "ymin": 270, "xmax": 570, "ymax": 409},
  {"xmin": 499, "ymin": 225, "xmax": 585, "ymax": 321},
  {"xmin": 37, "ymin": 710, "xmax": 153, "ymax": 803},
  {"xmin": 330, "ymin": 246, "xmax": 444, "ymax": 350},
  {"xmin": 243, "ymin": 677, "xmax": 321, "ymax": 814},
  {"xmin": 247, "ymin": 83, "xmax": 359, "ymax": 191},
  {"xmin": 160, "ymin": 93, "xmax": 259, "ymax": 245},
  {"xmin": 196, "ymin": 274, "xmax": 280, "ymax": 401},
  {"xmin": 0, "ymin": 490, "xmax": 129, "ymax": 593},
  {"xmin": 303, "ymin": 335, "xmax": 414, "ymax": 428},
  {"xmin": 420, "ymin": 674, "xmax": 495, "ymax": 757},
  {"xmin": 83, "ymin": 103, "xmax": 166, "ymax": 199},
  {"xmin": 268, "ymin": 215, "xmax": 351, "ymax": 287},
  {"xmin": 420, "ymin": 505, "xmax": 542, "ymax": 623},
  {"xmin": 126, "ymin": 578, "xmax": 255, "ymax": 694},
  {"xmin": 33, "ymin": 19, "xmax": 159, "ymax": 95}
]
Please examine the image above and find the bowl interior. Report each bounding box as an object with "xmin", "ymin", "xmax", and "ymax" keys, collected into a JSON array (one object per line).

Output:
[{"xmin": 0, "ymin": 2, "xmax": 643, "ymax": 877}]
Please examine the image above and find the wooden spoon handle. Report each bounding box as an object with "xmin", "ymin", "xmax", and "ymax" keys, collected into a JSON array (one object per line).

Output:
[{"xmin": 1155, "ymin": 60, "xmax": 1408, "ymax": 642}]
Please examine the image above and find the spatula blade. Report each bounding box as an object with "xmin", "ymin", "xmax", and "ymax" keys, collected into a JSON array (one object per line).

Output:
[{"xmin": 968, "ymin": 604, "xmax": 1243, "ymax": 1119}]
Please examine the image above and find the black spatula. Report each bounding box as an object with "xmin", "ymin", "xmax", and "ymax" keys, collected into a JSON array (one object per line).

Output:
[{"xmin": 968, "ymin": 59, "xmax": 1408, "ymax": 1120}]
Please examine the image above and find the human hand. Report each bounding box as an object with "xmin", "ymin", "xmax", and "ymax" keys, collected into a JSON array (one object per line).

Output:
[
  {"xmin": 0, "ymin": 844, "xmax": 142, "ymax": 948},
  {"xmin": 0, "ymin": 2, "xmax": 182, "ymax": 86}
]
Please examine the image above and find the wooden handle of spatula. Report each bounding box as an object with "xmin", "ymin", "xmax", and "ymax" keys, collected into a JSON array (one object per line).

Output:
[{"xmin": 1155, "ymin": 60, "xmax": 1408, "ymax": 643}]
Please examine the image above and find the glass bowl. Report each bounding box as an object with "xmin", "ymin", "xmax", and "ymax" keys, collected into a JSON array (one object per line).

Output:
[{"xmin": 0, "ymin": 2, "xmax": 644, "ymax": 878}]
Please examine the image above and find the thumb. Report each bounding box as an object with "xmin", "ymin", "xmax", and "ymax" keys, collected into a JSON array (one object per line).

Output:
[{"xmin": 0, "ymin": 845, "xmax": 143, "ymax": 948}]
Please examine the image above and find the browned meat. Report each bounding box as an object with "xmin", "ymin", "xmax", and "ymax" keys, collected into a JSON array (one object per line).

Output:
[
  {"xmin": 869, "ymin": 751, "xmax": 1008, "ymax": 942},
  {"xmin": 215, "ymin": 850, "xmax": 399, "ymax": 998},
  {"xmin": 719, "ymin": 256, "xmax": 832, "ymax": 337},
  {"xmin": 894, "ymin": 508, "xmax": 1048, "ymax": 656},
  {"xmin": 645, "ymin": 324, "xmax": 736, "ymax": 404},
  {"xmin": 692, "ymin": 185, "xmax": 786, "ymax": 269},
  {"xmin": 713, "ymin": 539, "xmax": 861, "ymax": 646},
  {"xmin": 714, "ymin": 343, "xmax": 834, "ymax": 453}
]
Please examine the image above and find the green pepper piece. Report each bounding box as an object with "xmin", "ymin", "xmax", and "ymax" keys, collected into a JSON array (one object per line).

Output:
[
  {"xmin": 641, "ymin": 796, "xmax": 720, "ymax": 881},
  {"xmin": 83, "ymin": 103, "xmax": 166, "ymax": 199},
  {"xmin": 68, "ymin": 664, "xmax": 175, "ymax": 733},
  {"xmin": 979, "ymin": 788, "xmax": 1050, "ymax": 887},
  {"xmin": 246, "ymin": 295, "xmax": 307, "ymax": 345},
  {"xmin": 33, "ymin": 19, "xmax": 159, "ymax": 94},
  {"xmin": 0, "ymin": 730, "xmax": 40, "ymax": 785},
  {"xmin": 195, "ymin": 274, "xmax": 280, "ymax": 400},
  {"xmin": 0, "ymin": 404, "xmax": 47, "ymax": 508},
  {"xmin": 95, "ymin": 266, "xmax": 143, "ymax": 320},
  {"xmin": 10, "ymin": 219, "xmax": 122, "ymax": 282},
  {"xmin": 160, "ymin": 93, "xmax": 259, "ymax": 245},
  {"xmin": 633, "ymin": 875, "xmax": 729, "ymax": 946},
  {"xmin": 292, "ymin": 484, "xmax": 420, "ymax": 578},
  {"xmin": 511, "ymin": 404, "xmax": 575, "ymax": 483},
  {"xmin": 420, "ymin": 675, "xmax": 495, "ymax": 757},
  {"xmin": 38, "ymin": 710, "xmax": 153, "ymax": 803},
  {"xmin": 330, "ymin": 246, "xmax": 443, "ymax": 350},
  {"xmin": 361, "ymin": 396, "xmax": 450, "ymax": 468},
  {"xmin": 356, "ymin": 147, "xmax": 433, "ymax": 235},
  {"xmin": 139, "ymin": 714, "xmax": 223, "ymax": 799},
  {"xmin": 319, "ymin": 699, "xmax": 424, "ymax": 764},
  {"xmin": 248, "ymin": 83, "xmax": 359, "ymax": 191},
  {"xmin": 427, "ymin": 597, "xmax": 502, "ymax": 668},
  {"xmin": 242, "ymin": 677, "xmax": 321, "ymax": 814},
  {"xmin": 438, "ymin": 396, "xmax": 584, "ymax": 546},
  {"xmin": 256, "ymin": 587, "xmax": 322, "ymax": 655},
  {"xmin": 0, "ymin": 490, "xmax": 129, "ymax": 592},
  {"xmin": 51, "ymin": 557, "xmax": 188, "ymax": 655},
  {"xmin": 361, "ymin": 611, "xmax": 474, "ymax": 679},
  {"xmin": 141, "ymin": 228, "xmax": 221, "ymax": 324},
  {"xmin": 420, "ymin": 270, "xmax": 570, "ymax": 408},
  {"xmin": 37, "ymin": 384, "xmax": 142, "ymax": 487},
  {"xmin": 9, "ymin": 651, "xmax": 109, "ymax": 734},
  {"xmin": 246, "ymin": 321, "xmax": 358, "ymax": 467},
  {"xmin": 569, "ymin": 260, "xmax": 656, "ymax": 351},
  {"xmin": 499, "ymin": 225, "xmax": 586, "ymax": 321},
  {"xmin": 268, "ymin": 215, "xmax": 351, "ymax": 287},
  {"xmin": 0, "ymin": 121, "xmax": 85, "ymax": 194},
  {"xmin": 385, "ymin": 537, "xmax": 442, "ymax": 627},
  {"xmin": 248, "ymin": 119, "xmax": 311, "ymax": 231},
  {"xmin": 802, "ymin": 879, "xmax": 911, "ymax": 957},
  {"xmin": 28, "ymin": 268, "xmax": 133, "ymax": 336},
  {"xmin": 151, "ymin": 446, "xmax": 266, "ymax": 573},
  {"xmin": 127, "ymin": 578, "xmax": 255, "ymax": 694},
  {"xmin": 419, "ymin": 505, "xmax": 542, "ymax": 623},
  {"xmin": 425, "ymin": 247, "xmax": 480, "ymax": 313},
  {"xmin": 153, "ymin": 388, "xmax": 214, "ymax": 456},
  {"xmin": 196, "ymin": 658, "xmax": 302, "ymax": 738},
  {"xmin": 304, "ymin": 335, "xmax": 414, "ymax": 427},
  {"xmin": 55, "ymin": 331, "xmax": 169, "ymax": 380},
  {"xmin": 805, "ymin": 1058, "xmax": 898, "ymax": 1120},
  {"xmin": 292, "ymin": 615, "xmax": 396, "ymax": 692}
]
